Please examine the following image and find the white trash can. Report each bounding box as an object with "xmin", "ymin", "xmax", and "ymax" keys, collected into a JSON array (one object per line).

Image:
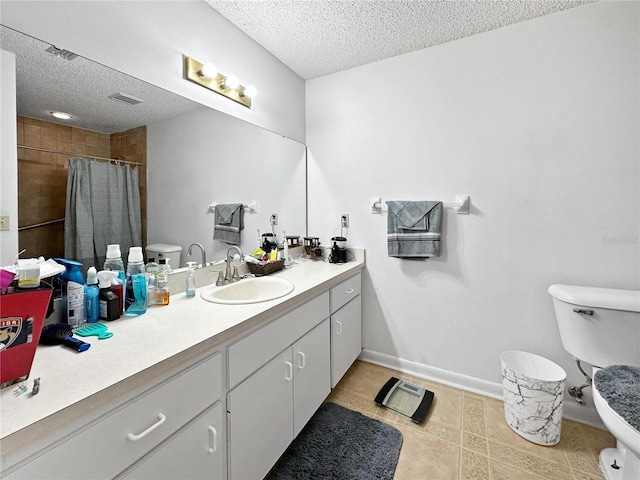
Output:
[{"xmin": 500, "ymin": 351, "xmax": 566, "ymax": 446}]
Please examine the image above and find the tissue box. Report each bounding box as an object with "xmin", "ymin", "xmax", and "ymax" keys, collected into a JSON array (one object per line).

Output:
[
  {"xmin": 17, "ymin": 259, "xmax": 40, "ymax": 288},
  {"xmin": 0, "ymin": 287, "xmax": 52, "ymax": 386}
]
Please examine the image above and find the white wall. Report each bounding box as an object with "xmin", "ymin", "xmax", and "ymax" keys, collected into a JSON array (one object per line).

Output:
[
  {"xmin": 0, "ymin": 50, "xmax": 18, "ymax": 266},
  {"xmin": 306, "ymin": 1, "xmax": 639, "ymax": 425},
  {"xmin": 0, "ymin": 0, "xmax": 305, "ymax": 143}
]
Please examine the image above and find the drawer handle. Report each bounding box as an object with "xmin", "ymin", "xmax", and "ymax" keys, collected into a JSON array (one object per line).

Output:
[
  {"xmin": 207, "ymin": 426, "xmax": 217, "ymax": 454},
  {"xmin": 127, "ymin": 413, "xmax": 166, "ymax": 441},
  {"xmin": 345, "ymin": 288, "xmax": 355, "ymax": 294},
  {"xmin": 335, "ymin": 320, "xmax": 343, "ymax": 335},
  {"xmin": 297, "ymin": 351, "xmax": 306, "ymax": 370},
  {"xmin": 285, "ymin": 361, "xmax": 293, "ymax": 381}
]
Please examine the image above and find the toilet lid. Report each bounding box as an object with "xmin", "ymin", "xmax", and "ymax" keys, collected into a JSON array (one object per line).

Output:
[{"xmin": 594, "ymin": 365, "xmax": 640, "ymax": 431}]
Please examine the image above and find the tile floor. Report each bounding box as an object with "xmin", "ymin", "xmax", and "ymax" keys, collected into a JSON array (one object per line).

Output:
[{"xmin": 327, "ymin": 360, "xmax": 615, "ymax": 480}]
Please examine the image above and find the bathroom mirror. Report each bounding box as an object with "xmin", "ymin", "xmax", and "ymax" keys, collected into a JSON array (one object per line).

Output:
[{"xmin": 1, "ymin": 25, "xmax": 307, "ymax": 267}]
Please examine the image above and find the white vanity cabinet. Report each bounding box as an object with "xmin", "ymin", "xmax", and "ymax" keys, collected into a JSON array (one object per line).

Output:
[
  {"xmin": 4, "ymin": 353, "xmax": 223, "ymax": 480},
  {"xmin": 330, "ymin": 272, "xmax": 362, "ymax": 388},
  {"xmin": 227, "ymin": 294, "xmax": 331, "ymax": 480}
]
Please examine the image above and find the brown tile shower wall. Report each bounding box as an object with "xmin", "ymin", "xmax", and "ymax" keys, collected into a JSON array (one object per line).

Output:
[{"xmin": 17, "ymin": 116, "xmax": 147, "ymax": 262}]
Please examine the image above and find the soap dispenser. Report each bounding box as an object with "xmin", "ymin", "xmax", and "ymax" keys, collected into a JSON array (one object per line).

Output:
[{"xmin": 185, "ymin": 262, "xmax": 197, "ymax": 298}]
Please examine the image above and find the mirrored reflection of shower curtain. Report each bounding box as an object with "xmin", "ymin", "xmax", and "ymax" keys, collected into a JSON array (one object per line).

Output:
[{"xmin": 65, "ymin": 156, "xmax": 141, "ymax": 269}]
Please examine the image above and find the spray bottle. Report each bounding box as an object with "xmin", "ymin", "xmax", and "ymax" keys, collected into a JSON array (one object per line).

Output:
[
  {"xmin": 54, "ymin": 258, "xmax": 86, "ymax": 328},
  {"xmin": 97, "ymin": 271, "xmax": 121, "ymax": 321}
]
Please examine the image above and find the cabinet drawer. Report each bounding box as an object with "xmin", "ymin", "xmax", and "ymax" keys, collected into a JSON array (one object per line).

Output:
[
  {"xmin": 228, "ymin": 292, "xmax": 329, "ymax": 389},
  {"xmin": 330, "ymin": 272, "xmax": 361, "ymax": 313},
  {"xmin": 119, "ymin": 402, "xmax": 224, "ymax": 480},
  {"xmin": 7, "ymin": 353, "xmax": 222, "ymax": 480}
]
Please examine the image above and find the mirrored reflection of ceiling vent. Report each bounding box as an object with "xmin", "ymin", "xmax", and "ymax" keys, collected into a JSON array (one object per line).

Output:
[
  {"xmin": 45, "ymin": 45, "xmax": 78, "ymax": 60},
  {"xmin": 108, "ymin": 92, "xmax": 144, "ymax": 106}
]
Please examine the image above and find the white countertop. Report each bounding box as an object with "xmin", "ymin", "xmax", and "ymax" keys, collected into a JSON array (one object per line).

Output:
[{"xmin": 0, "ymin": 255, "xmax": 364, "ymax": 455}]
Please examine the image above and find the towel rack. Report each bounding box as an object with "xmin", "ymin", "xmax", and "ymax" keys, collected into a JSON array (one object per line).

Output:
[
  {"xmin": 207, "ymin": 201, "xmax": 258, "ymax": 213},
  {"xmin": 370, "ymin": 195, "xmax": 470, "ymax": 215}
]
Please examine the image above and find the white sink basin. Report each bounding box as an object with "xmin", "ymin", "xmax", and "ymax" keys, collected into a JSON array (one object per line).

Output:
[{"xmin": 200, "ymin": 277, "xmax": 294, "ymax": 304}]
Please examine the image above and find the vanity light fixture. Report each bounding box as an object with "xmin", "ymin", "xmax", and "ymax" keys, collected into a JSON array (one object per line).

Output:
[
  {"xmin": 185, "ymin": 56, "xmax": 256, "ymax": 108},
  {"xmin": 51, "ymin": 111, "xmax": 72, "ymax": 120}
]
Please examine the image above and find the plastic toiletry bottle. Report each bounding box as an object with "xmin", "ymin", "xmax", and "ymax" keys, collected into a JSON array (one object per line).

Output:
[
  {"xmin": 97, "ymin": 271, "xmax": 120, "ymax": 321},
  {"xmin": 55, "ymin": 258, "xmax": 86, "ymax": 328},
  {"xmin": 145, "ymin": 261, "xmax": 159, "ymax": 308},
  {"xmin": 104, "ymin": 244, "xmax": 126, "ymax": 284},
  {"xmin": 155, "ymin": 259, "xmax": 170, "ymax": 306},
  {"xmin": 85, "ymin": 266, "xmax": 100, "ymax": 323},
  {"xmin": 185, "ymin": 261, "xmax": 197, "ymax": 298},
  {"xmin": 124, "ymin": 247, "xmax": 147, "ymax": 316}
]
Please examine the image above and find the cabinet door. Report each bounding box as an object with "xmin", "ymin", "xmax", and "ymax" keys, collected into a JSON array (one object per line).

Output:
[
  {"xmin": 227, "ymin": 349, "xmax": 294, "ymax": 480},
  {"xmin": 331, "ymin": 296, "xmax": 362, "ymax": 388},
  {"xmin": 120, "ymin": 402, "xmax": 224, "ymax": 480},
  {"xmin": 293, "ymin": 319, "xmax": 331, "ymax": 437}
]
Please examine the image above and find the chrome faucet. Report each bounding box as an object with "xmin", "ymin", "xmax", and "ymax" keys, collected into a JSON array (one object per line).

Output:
[
  {"xmin": 187, "ymin": 242, "xmax": 206, "ymax": 267},
  {"xmin": 225, "ymin": 245, "xmax": 243, "ymax": 282}
]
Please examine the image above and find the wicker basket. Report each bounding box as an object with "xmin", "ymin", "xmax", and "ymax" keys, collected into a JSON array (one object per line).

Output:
[{"xmin": 247, "ymin": 259, "xmax": 285, "ymax": 276}]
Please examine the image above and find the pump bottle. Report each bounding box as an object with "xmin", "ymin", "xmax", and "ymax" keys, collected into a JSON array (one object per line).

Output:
[{"xmin": 185, "ymin": 262, "xmax": 197, "ymax": 298}]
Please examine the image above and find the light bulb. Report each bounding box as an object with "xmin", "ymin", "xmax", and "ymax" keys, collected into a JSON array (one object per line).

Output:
[
  {"xmin": 199, "ymin": 63, "xmax": 217, "ymax": 78},
  {"xmin": 242, "ymin": 85, "xmax": 257, "ymax": 98},
  {"xmin": 51, "ymin": 111, "xmax": 72, "ymax": 120},
  {"xmin": 223, "ymin": 74, "xmax": 239, "ymax": 89}
]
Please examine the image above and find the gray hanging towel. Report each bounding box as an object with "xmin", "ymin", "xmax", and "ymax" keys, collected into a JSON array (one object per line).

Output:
[
  {"xmin": 386, "ymin": 201, "xmax": 443, "ymax": 258},
  {"xmin": 213, "ymin": 203, "xmax": 244, "ymax": 245}
]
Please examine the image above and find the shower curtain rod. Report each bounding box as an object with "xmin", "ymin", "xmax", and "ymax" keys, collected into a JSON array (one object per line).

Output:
[{"xmin": 17, "ymin": 145, "xmax": 144, "ymax": 166}]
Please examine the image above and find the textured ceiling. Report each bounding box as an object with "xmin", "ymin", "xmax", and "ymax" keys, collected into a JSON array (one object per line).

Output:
[
  {"xmin": 205, "ymin": 0, "xmax": 595, "ymax": 80},
  {"xmin": 1, "ymin": 26, "xmax": 201, "ymax": 134}
]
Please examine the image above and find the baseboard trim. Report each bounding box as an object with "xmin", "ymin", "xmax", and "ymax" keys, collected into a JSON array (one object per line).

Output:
[{"xmin": 359, "ymin": 349, "xmax": 605, "ymax": 429}]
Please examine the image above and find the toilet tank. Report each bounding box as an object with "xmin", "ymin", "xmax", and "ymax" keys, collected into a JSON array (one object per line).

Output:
[
  {"xmin": 548, "ymin": 284, "xmax": 640, "ymax": 368},
  {"xmin": 145, "ymin": 243, "xmax": 182, "ymax": 270}
]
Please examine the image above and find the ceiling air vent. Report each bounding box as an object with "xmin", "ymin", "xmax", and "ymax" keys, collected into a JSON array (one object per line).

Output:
[
  {"xmin": 108, "ymin": 92, "xmax": 144, "ymax": 106},
  {"xmin": 45, "ymin": 45, "xmax": 78, "ymax": 61}
]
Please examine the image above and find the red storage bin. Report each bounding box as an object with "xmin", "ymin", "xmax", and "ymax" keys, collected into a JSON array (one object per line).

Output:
[{"xmin": 0, "ymin": 288, "xmax": 52, "ymax": 386}]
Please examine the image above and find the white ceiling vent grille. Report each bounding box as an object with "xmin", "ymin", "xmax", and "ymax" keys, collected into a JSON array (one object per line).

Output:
[
  {"xmin": 108, "ymin": 92, "xmax": 144, "ymax": 106},
  {"xmin": 45, "ymin": 45, "xmax": 78, "ymax": 61}
]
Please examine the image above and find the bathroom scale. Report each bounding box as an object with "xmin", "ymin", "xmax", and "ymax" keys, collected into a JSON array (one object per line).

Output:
[{"xmin": 374, "ymin": 377, "xmax": 434, "ymax": 424}]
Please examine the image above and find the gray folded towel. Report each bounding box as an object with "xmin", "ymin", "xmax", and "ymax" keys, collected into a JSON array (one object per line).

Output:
[
  {"xmin": 386, "ymin": 201, "xmax": 443, "ymax": 258},
  {"xmin": 213, "ymin": 203, "xmax": 244, "ymax": 245}
]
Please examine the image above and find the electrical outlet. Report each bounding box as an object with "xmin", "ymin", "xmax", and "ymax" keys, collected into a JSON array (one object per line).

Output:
[
  {"xmin": 0, "ymin": 215, "xmax": 9, "ymax": 231},
  {"xmin": 270, "ymin": 213, "xmax": 278, "ymax": 226},
  {"xmin": 341, "ymin": 214, "xmax": 349, "ymax": 228}
]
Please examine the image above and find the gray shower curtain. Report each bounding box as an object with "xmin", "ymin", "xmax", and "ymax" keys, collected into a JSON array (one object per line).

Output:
[{"xmin": 64, "ymin": 156, "xmax": 141, "ymax": 270}]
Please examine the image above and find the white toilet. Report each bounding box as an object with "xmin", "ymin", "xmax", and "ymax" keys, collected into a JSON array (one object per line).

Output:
[{"xmin": 548, "ymin": 284, "xmax": 640, "ymax": 480}]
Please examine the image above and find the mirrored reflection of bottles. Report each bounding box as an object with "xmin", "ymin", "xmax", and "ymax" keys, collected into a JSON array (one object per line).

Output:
[
  {"xmin": 145, "ymin": 261, "xmax": 159, "ymax": 308},
  {"xmin": 185, "ymin": 262, "xmax": 197, "ymax": 298},
  {"xmin": 155, "ymin": 258, "xmax": 170, "ymax": 306}
]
